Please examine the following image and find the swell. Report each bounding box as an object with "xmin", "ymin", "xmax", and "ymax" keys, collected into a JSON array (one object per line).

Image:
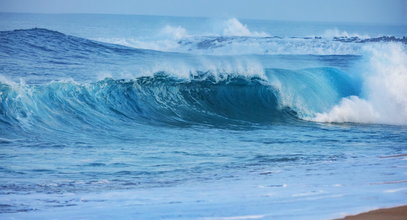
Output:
[
  {"xmin": 0, "ymin": 28, "xmax": 153, "ymax": 56},
  {"xmin": 0, "ymin": 28, "xmax": 162, "ymax": 84}
]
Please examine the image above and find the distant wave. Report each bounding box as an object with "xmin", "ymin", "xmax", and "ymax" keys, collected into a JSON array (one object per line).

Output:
[
  {"xmin": 175, "ymin": 34, "xmax": 407, "ymax": 55},
  {"xmin": 100, "ymin": 34, "xmax": 407, "ymax": 56},
  {"xmin": 88, "ymin": 18, "xmax": 407, "ymax": 55}
]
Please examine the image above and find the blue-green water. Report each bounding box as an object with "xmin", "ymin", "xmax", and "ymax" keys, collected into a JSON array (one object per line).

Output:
[{"xmin": 0, "ymin": 13, "xmax": 406, "ymax": 219}]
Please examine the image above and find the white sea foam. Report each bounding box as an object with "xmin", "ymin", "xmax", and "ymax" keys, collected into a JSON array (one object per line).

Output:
[
  {"xmin": 312, "ymin": 96, "xmax": 379, "ymax": 123},
  {"xmin": 0, "ymin": 75, "xmax": 19, "ymax": 86},
  {"xmin": 99, "ymin": 57, "xmax": 266, "ymax": 81},
  {"xmin": 322, "ymin": 28, "xmax": 370, "ymax": 39},
  {"xmin": 160, "ymin": 25, "xmax": 190, "ymax": 39},
  {"xmin": 95, "ymin": 37, "xmax": 181, "ymax": 52},
  {"xmin": 97, "ymin": 35, "xmax": 364, "ymax": 55},
  {"xmin": 222, "ymin": 18, "xmax": 268, "ymax": 37},
  {"xmin": 313, "ymin": 43, "xmax": 407, "ymax": 125},
  {"xmin": 191, "ymin": 37, "xmax": 362, "ymax": 55},
  {"xmin": 194, "ymin": 56, "xmax": 265, "ymax": 78},
  {"xmin": 94, "ymin": 25, "xmax": 189, "ymax": 52}
]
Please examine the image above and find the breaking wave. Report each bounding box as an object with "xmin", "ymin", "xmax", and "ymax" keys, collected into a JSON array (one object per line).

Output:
[
  {"xmin": 0, "ymin": 27, "xmax": 406, "ymax": 129},
  {"xmin": 312, "ymin": 43, "xmax": 407, "ymax": 125}
]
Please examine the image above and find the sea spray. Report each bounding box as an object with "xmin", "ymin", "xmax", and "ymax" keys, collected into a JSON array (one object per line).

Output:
[{"xmin": 313, "ymin": 43, "xmax": 407, "ymax": 125}]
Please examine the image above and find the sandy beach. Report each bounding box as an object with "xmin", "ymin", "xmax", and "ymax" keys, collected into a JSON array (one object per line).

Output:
[{"xmin": 336, "ymin": 205, "xmax": 407, "ymax": 220}]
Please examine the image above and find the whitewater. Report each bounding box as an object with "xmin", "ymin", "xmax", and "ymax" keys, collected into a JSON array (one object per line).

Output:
[{"xmin": 0, "ymin": 13, "xmax": 406, "ymax": 219}]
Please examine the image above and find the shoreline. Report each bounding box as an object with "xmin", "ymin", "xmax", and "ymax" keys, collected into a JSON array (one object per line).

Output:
[{"xmin": 335, "ymin": 205, "xmax": 407, "ymax": 220}]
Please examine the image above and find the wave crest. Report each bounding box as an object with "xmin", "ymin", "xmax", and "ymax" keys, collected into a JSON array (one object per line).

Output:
[{"xmin": 222, "ymin": 18, "xmax": 268, "ymax": 37}]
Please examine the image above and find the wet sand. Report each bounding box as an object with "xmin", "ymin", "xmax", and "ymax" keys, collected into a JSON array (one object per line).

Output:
[{"xmin": 336, "ymin": 205, "xmax": 407, "ymax": 220}]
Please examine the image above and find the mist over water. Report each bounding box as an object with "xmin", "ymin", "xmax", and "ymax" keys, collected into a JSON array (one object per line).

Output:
[{"xmin": 0, "ymin": 14, "xmax": 406, "ymax": 220}]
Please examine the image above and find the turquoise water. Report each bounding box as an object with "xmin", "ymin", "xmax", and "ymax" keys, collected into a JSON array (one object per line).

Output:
[{"xmin": 0, "ymin": 13, "xmax": 406, "ymax": 219}]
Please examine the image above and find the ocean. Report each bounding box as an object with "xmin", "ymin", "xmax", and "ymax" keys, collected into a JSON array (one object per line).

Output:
[{"xmin": 0, "ymin": 13, "xmax": 406, "ymax": 219}]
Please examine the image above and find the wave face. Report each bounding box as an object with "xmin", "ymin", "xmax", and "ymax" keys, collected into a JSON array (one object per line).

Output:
[{"xmin": 0, "ymin": 75, "xmax": 282, "ymax": 130}]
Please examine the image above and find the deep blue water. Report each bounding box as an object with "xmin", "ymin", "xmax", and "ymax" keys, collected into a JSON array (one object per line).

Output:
[{"xmin": 0, "ymin": 13, "xmax": 407, "ymax": 219}]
